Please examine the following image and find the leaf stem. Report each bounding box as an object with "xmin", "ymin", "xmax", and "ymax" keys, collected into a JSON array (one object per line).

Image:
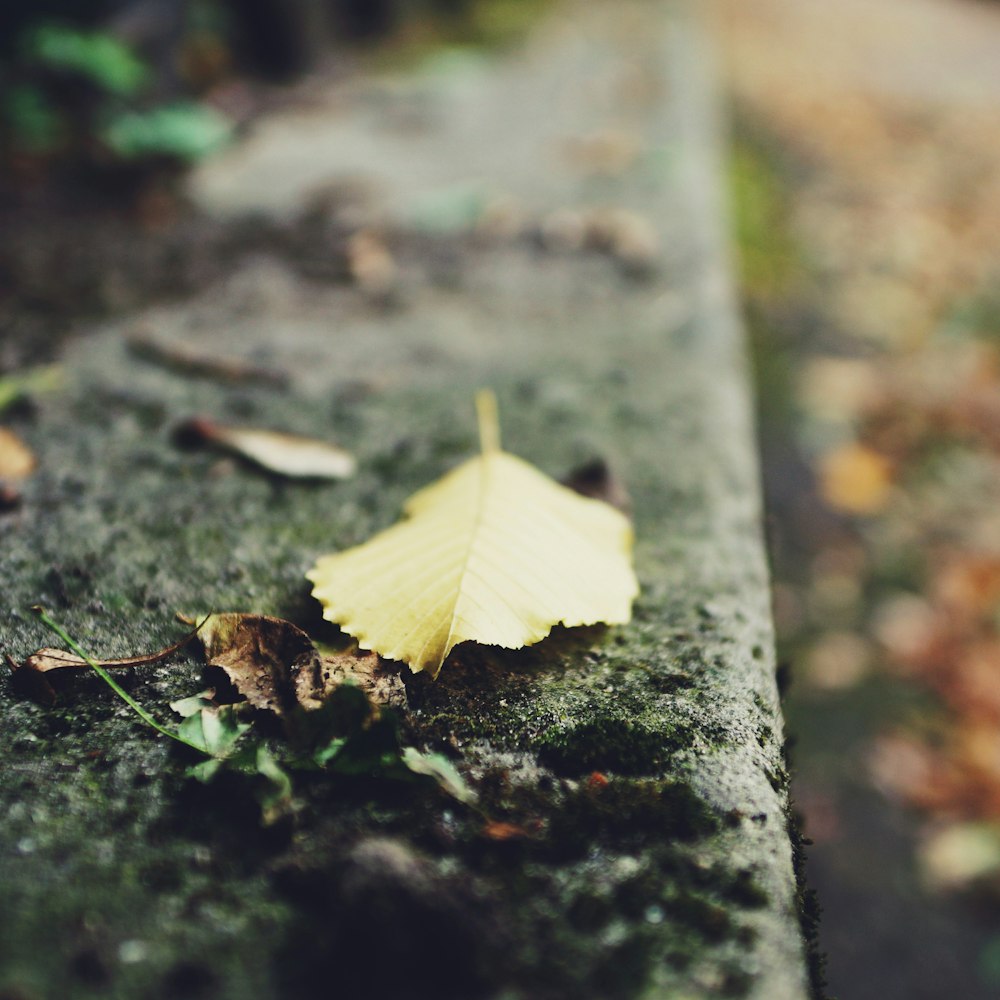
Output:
[
  {"xmin": 475, "ymin": 389, "xmax": 501, "ymax": 453},
  {"xmin": 31, "ymin": 607, "xmax": 211, "ymax": 756}
]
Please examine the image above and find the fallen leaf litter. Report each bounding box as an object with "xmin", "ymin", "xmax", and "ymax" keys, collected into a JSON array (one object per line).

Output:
[{"xmin": 9, "ymin": 391, "xmax": 637, "ymax": 820}]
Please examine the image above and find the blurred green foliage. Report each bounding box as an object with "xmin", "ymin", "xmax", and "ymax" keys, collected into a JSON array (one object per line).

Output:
[
  {"xmin": 2, "ymin": 84, "xmax": 64, "ymax": 154},
  {"xmin": 0, "ymin": 17, "xmax": 232, "ymax": 177},
  {"xmin": 25, "ymin": 24, "xmax": 149, "ymax": 96},
  {"xmin": 728, "ymin": 139, "xmax": 799, "ymax": 301},
  {"xmin": 0, "ymin": 0, "xmax": 550, "ymax": 184},
  {"xmin": 101, "ymin": 102, "xmax": 232, "ymax": 162}
]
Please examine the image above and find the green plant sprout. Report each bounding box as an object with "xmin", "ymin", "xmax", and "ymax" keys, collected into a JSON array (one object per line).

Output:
[
  {"xmin": 29, "ymin": 606, "xmax": 474, "ymax": 815},
  {"xmin": 31, "ymin": 605, "xmax": 222, "ymax": 758}
]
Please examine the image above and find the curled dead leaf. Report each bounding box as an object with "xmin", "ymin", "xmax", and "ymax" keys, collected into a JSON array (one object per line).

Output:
[
  {"xmin": 299, "ymin": 645, "xmax": 407, "ymax": 712},
  {"xmin": 184, "ymin": 613, "xmax": 405, "ymax": 720},
  {"xmin": 6, "ymin": 627, "xmax": 198, "ymax": 704},
  {"xmin": 128, "ymin": 330, "xmax": 290, "ymax": 387},
  {"xmin": 187, "ymin": 613, "xmax": 318, "ymax": 717},
  {"xmin": 175, "ymin": 417, "xmax": 356, "ymax": 480}
]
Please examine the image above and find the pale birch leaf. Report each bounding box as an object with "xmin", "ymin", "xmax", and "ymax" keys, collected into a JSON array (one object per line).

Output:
[
  {"xmin": 307, "ymin": 392, "xmax": 638, "ymax": 678},
  {"xmin": 176, "ymin": 417, "xmax": 356, "ymax": 480}
]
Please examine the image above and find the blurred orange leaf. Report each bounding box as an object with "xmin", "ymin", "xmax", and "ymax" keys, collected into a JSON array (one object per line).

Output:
[{"xmin": 818, "ymin": 442, "xmax": 893, "ymax": 514}]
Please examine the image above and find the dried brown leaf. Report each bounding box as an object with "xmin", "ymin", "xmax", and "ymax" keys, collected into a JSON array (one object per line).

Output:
[
  {"xmin": 480, "ymin": 820, "xmax": 532, "ymax": 841},
  {"xmin": 175, "ymin": 417, "xmax": 356, "ymax": 480},
  {"xmin": 6, "ymin": 628, "xmax": 197, "ymax": 704},
  {"xmin": 128, "ymin": 330, "xmax": 290, "ymax": 387},
  {"xmin": 187, "ymin": 613, "xmax": 405, "ymax": 718},
  {"xmin": 297, "ymin": 646, "xmax": 407, "ymax": 712},
  {"xmin": 189, "ymin": 613, "xmax": 318, "ymax": 717},
  {"xmin": 0, "ymin": 428, "xmax": 36, "ymax": 480}
]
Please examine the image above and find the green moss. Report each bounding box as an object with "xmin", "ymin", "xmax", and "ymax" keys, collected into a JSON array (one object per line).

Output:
[
  {"xmin": 590, "ymin": 933, "xmax": 657, "ymax": 997},
  {"xmin": 665, "ymin": 892, "xmax": 734, "ymax": 943},
  {"xmin": 568, "ymin": 889, "xmax": 616, "ymax": 932},
  {"xmin": 720, "ymin": 868, "xmax": 771, "ymax": 910},
  {"xmin": 545, "ymin": 779, "xmax": 723, "ymax": 859},
  {"xmin": 647, "ymin": 671, "xmax": 697, "ymax": 694},
  {"xmin": 537, "ymin": 714, "xmax": 696, "ymax": 776},
  {"xmin": 765, "ymin": 764, "xmax": 788, "ymax": 793},
  {"xmin": 787, "ymin": 800, "xmax": 831, "ymax": 1000},
  {"xmin": 720, "ymin": 967, "xmax": 755, "ymax": 997}
]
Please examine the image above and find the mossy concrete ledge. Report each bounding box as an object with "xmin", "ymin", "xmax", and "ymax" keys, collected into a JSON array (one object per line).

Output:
[{"xmin": 0, "ymin": 3, "xmax": 811, "ymax": 998}]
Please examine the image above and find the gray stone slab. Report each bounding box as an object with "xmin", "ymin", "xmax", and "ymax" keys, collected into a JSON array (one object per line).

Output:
[{"xmin": 0, "ymin": 3, "xmax": 810, "ymax": 998}]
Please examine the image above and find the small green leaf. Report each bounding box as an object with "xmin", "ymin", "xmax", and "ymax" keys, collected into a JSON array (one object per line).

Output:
[
  {"xmin": 177, "ymin": 704, "xmax": 250, "ymax": 757},
  {"xmin": 31, "ymin": 607, "xmax": 212, "ymax": 757},
  {"xmin": 26, "ymin": 26, "xmax": 149, "ymax": 96},
  {"xmin": 186, "ymin": 758, "xmax": 224, "ymax": 783},
  {"xmin": 183, "ymin": 742, "xmax": 294, "ymax": 824},
  {"xmin": 308, "ymin": 707, "xmax": 475, "ymax": 803},
  {"xmin": 254, "ymin": 746, "xmax": 295, "ymax": 826},
  {"xmin": 168, "ymin": 689, "xmax": 217, "ymax": 718},
  {"xmin": 312, "ymin": 737, "xmax": 348, "ymax": 767},
  {"xmin": 402, "ymin": 748, "xmax": 476, "ymax": 804},
  {"xmin": 102, "ymin": 102, "xmax": 232, "ymax": 162},
  {"xmin": 320, "ymin": 715, "xmax": 403, "ymax": 777}
]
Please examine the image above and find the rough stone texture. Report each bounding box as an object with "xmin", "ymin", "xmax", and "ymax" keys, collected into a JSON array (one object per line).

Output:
[{"xmin": 1, "ymin": 3, "xmax": 810, "ymax": 998}]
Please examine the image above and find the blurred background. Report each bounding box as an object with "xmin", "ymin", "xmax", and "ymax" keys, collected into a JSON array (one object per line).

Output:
[
  {"xmin": 3, "ymin": 0, "xmax": 1000, "ymax": 997},
  {"xmin": 0, "ymin": 0, "xmax": 551, "ymax": 371},
  {"xmin": 719, "ymin": 1, "xmax": 1000, "ymax": 997}
]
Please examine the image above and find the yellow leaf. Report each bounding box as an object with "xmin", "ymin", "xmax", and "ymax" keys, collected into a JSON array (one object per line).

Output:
[{"xmin": 307, "ymin": 392, "xmax": 638, "ymax": 677}]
